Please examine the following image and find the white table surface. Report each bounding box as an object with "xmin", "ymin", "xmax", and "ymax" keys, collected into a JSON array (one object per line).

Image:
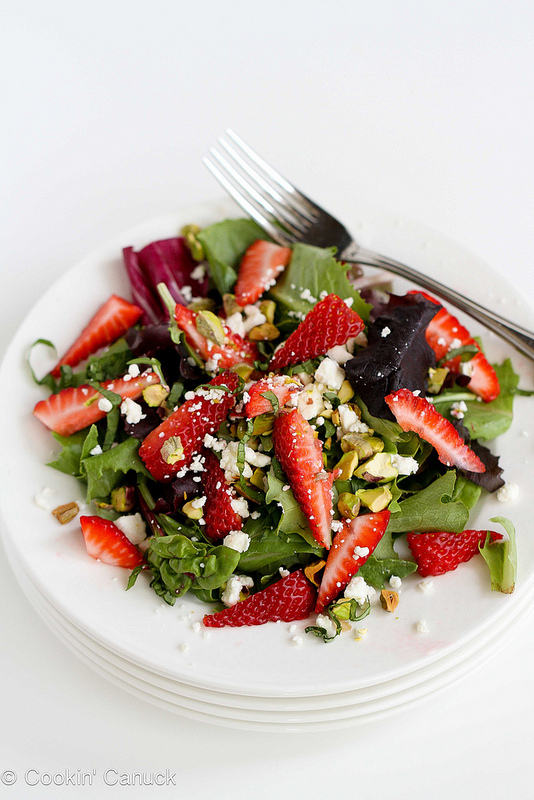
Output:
[{"xmin": 1, "ymin": 2, "xmax": 533, "ymax": 798}]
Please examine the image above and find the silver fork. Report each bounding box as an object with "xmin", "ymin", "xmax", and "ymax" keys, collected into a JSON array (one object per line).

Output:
[{"xmin": 203, "ymin": 129, "xmax": 534, "ymax": 363}]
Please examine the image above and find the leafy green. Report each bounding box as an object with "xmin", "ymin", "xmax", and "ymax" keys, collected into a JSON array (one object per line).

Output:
[
  {"xmin": 355, "ymin": 397, "xmax": 410, "ymax": 443},
  {"xmin": 197, "ymin": 218, "xmax": 270, "ymax": 296},
  {"xmin": 143, "ymin": 534, "xmax": 240, "ymax": 605},
  {"xmin": 387, "ymin": 471, "xmax": 470, "ymax": 534},
  {"xmin": 357, "ymin": 527, "xmax": 417, "ymax": 588},
  {"xmin": 82, "ymin": 437, "xmax": 151, "ymax": 501},
  {"xmin": 269, "ymin": 243, "xmax": 371, "ymax": 321},
  {"xmin": 239, "ymin": 525, "xmax": 322, "ymax": 574},
  {"xmin": 265, "ymin": 469, "xmax": 319, "ymax": 548},
  {"xmin": 48, "ymin": 430, "xmax": 89, "ymax": 477},
  {"xmin": 305, "ymin": 598, "xmax": 371, "ymax": 642},
  {"xmin": 479, "ymin": 516, "xmax": 517, "ymax": 593}
]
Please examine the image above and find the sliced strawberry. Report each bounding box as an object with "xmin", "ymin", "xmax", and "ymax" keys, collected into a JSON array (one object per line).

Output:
[
  {"xmin": 174, "ymin": 304, "xmax": 258, "ymax": 369},
  {"xmin": 201, "ymin": 449, "xmax": 243, "ymax": 540},
  {"xmin": 235, "ymin": 240, "xmax": 292, "ymax": 307},
  {"xmin": 269, "ymin": 294, "xmax": 364, "ymax": 371},
  {"xmin": 139, "ymin": 372, "xmax": 239, "ymax": 482},
  {"xmin": 33, "ymin": 371, "xmax": 160, "ymax": 437},
  {"xmin": 385, "ymin": 388, "xmax": 486, "ymax": 473},
  {"xmin": 51, "ymin": 295, "xmax": 142, "ymax": 378},
  {"xmin": 203, "ymin": 569, "xmax": 316, "ymax": 628},
  {"xmin": 272, "ymin": 408, "xmax": 337, "ymax": 549},
  {"xmin": 245, "ymin": 375, "xmax": 302, "ymax": 417},
  {"xmin": 408, "ymin": 290, "xmax": 500, "ymax": 402},
  {"xmin": 407, "ymin": 528, "xmax": 503, "ymax": 577},
  {"xmin": 80, "ymin": 515, "xmax": 144, "ymax": 568},
  {"xmin": 315, "ymin": 511, "xmax": 390, "ymax": 612}
]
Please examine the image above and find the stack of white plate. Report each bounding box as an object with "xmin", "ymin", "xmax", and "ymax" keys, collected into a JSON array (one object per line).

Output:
[{"xmin": 1, "ymin": 201, "xmax": 532, "ymax": 731}]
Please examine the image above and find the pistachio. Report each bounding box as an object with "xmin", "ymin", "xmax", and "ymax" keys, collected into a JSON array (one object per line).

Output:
[
  {"xmin": 337, "ymin": 380, "xmax": 355, "ymax": 404},
  {"xmin": 195, "ymin": 310, "xmax": 226, "ymax": 345},
  {"xmin": 182, "ymin": 500, "xmax": 203, "ymax": 520},
  {"xmin": 337, "ymin": 492, "xmax": 361, "ymax": 519},
  {"xmin": 250, "ymin": 468, "xmax": 267, "ymax": 491},
  {"xmin": 247, "ymin": 322, "xmax": 280, "ymax": 341},
  {"xmin": 223, "ymin": 293, "xmax": 243, "ymax": 316},
  {"xmin": 230, "ymin": 362, "xmax": 254, "ymax": 381},
  {"xmin": 427, "ymin": 366, "xmax": 450, "ymax": 394},
  {"xmin": 304, "ymin": 559, "xmax": 326, "ymax": 587},
  {"xmin": 259, "ymin": 299, "xmax": 276, "ymax": 324},
  {"xmin": 341, "ymin": 433, "xmax": 374, "ymax": 459},
  {"xmin": 252, "ymin": 414, "xmax": 275, "ymax": 435},
  {"xmin": 111, "ymin": 485, "xmax": 136, "ymax": 513},
  {"xmin": 160, "ymin": 436, "xmax": 184, "ymax": 465},
  {"xmin": 355, "ymin": 485, "xmax": 393, "ymax": 512},
  {"xmin": 181, "ymin": 224, "xmax": 205, "ymax": 261},
  {"xmin": 187, "ymin": 297, "xmax": 216, "ymax": 312},
  {"xmin": 380, "ymin": 589, "xmax": 399, "ymax": 612},
  {"xmin": 334, "ymin": 451, "xmax": 360, "ymax": 481},
  {"xmin": 52, "ymin": 501, "xmax": 79, "ymax": 525},
  {"xmin": 142, "ymin": 383, "xmax": 170, "ymax": 407},
  {"xmin": 354, "ymin": 452, "xmax": 398, "ymax": 483}
]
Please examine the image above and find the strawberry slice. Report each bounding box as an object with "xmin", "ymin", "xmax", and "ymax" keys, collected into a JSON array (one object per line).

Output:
[
  {"xmin": 385, "ymin": 388, "xmax": 486, "ymax": 473},
  {"xmin": 235, "ymin": 240, "xmax": 292, "ymax": 307},
  {"xmin": 174, "ymin": 304, "xmax": 258, "ymax": 369},
  {"xmin": 315, "ymin": 511, "xmax": 390, "ymax": 612},
  {"xmin": 80, "ymin": 515, "xmax": 145, "ymax": 568},
  {"xmin": 245, "ymin": 375, "xmax": 302, "ymax": 417},
  {"xmin": 269, "ymin": 294, "xmax": 364, "ymax": 371},
  {"xmin": 272, "ymin": 408, "xmax": 338, "ymax": 549},
  {"xmin": 202, "ymin": 449, "xmax": 243, "ymax": 540},
  {"xmin": 139, "ymin": 372, "xmax": 239, "ymax": 482},
  {"xmin": 407, "ymin": 528, "xmax": 503, "ymax": 577},
  {"xmin": 33, "ymin": 371, "xmax": 160, "ymax": 437},
  {"xmin": 203, "ymin": 569, "xmax": 316, "ymax": 627},
  {"xmin": 409, "ymin": 290, "xmax": 500, "ymax": 402},
  {"xmin": 51, "ymin": 295, "xmax": 142, "ymax": 378}
]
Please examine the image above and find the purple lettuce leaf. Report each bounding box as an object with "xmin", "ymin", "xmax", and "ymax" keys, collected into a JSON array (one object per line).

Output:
[
  {"xmin": 453, "ymin": 420, "xmax": 505, "ymax": 493},
  {"xmin": 345, "ymin": 293, "xmax": 439, "ymax": 420}
]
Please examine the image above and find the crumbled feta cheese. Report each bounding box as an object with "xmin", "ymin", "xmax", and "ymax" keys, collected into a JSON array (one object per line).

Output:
[
  {"xmin": 416, "ymin": 619, "xmax": 430, "ymax": 634},
  {"xmin": 244, "ymin": 446, "xmax": 271, "ymax": 469},
  {"xmin": 279, "ymin": 567, "xmax": 290, "ymax": 577},
  {"xmin": 203, "ymin": 433, "xmax": 226, "ymax": 452},
  {"xmin": 242, "ymin": 305, "xmax": 267, "ymax": 333},
  {"xmin": 191, "ymin": 263, "xmax": 206, "ymax": 281},
  {"xmin": 460, "ymin": 360, "xmax": 475, "ymax": 377},
  {"xmin": 389, "ymin": 575, "xmax": 402, "ymax": 590},
  {"xmin": 389, "ymin": 454, "xmax": 419, "ymax": 475},
  {"xmin": 331, "ymin": 519, "xmax": 344, "ymax": 533},
  {"xmin": 221, "ymin": 575, "xmax": 254, "ymax": 607},
  {"xmin": 128, "ymin": 363, "xmax": 141, "ymax": 377},
  {"xmin": 450, "ymin": 337, "xmax": 462, "ymax": 350},
  {"xmin": 223, "ymin": 531, "xmax": 251, "ymax": 552},
  {"xmin": 315, "ymin": 613, "xmax": 338, "ymax": 638},
  {"xmin": 314, "ymin": 357, "xmax": 345, "ymax": 391},
  {"xmin": 89, "ymin": 444, "xmax": 103, "ymax": 456},
  {"xmin": 225, "ymin": 311, "xmax": 246, "ymax": 338},
  {"xmin": 450, "ymin": 400, "xmax": 468, "ymax": 420},
  {"xmin": 115, "ymin": 512, "xmax": 147, "ymax": 545},
  {"xmin": 98, "ymin": 397, "xmax": 113, "ymax": 413},
  {"xmin": 417, "ymin": 578, "xmax": 434, "ymax": 593},
  {"xmin": 297, "ymin": 384, "xmax": 325, "ymax": 420},
  {"xmin": 354, "ymin": 628, "xmax": 368, "ymax": 640},
  {"xmin": 299, "ymin": 288, "xmax": 318, "ymax": 304},
  {"xmin": 191, "ymin": 496, "xmax": 207, "ymax": 510},
  {"xmin": 496, "ymin": 482, "xmax": 519, "ymax": 503},
  {"xmin": 353, "ymin": 546, "xmax": 370, "ymax": 559},
  {"xmin": 34, "ymin": 487, "xmax": 55, "ymax": 511},
  {"xmin": 337, "ymin": 404, "xmax": 370, "ymax": 435},
  {"xmin": 381, "ymin": 326, "xmax": 391, "ymax": 338},
  {"xmin": 326, "ymin": 345, "xmax": 353, "ymax": 365},
  {"xmin": 120, "ymin": 397, "xmax": 146, "ymax": 425},
  {"xmin": 344, "ymin": 575, "xmax": 375, "ymax": 605},
  {"xmin": 230, "ymin": 495, "xmax": 250, "ymax": 518},
  {"xmin": 250, "ymin": 510, "xmax": 261, "ymax": 520},
  {"xmin": 178, "ymin": 642, "xmax": 189, "ymax": 653},
  {"xmin": 291, "ymin": 635, "xmax": 303, "ymax": 646}
]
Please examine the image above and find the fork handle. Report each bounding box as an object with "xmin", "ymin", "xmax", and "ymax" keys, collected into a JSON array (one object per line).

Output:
[{"xmin": 341, "ymin": 242, "xmax": 534, "ymax": 363}]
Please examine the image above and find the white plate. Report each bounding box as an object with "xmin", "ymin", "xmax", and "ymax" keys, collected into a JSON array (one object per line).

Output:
[{"xmin": 0, "ymin": 198, "xmax": 533, "ymax": 698}]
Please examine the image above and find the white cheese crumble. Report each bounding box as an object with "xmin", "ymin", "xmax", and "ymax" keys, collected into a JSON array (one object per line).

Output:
[
  {"xmin": 89, "ymin": 444, "xmax": 103, "ymax": 456},
  {"xmin": 344, "ymin": 575, "xmax": 376, "ymax": 605},
  {"xmin": 315, "ymin": 613, "xmax": 338, "ymax": 639},
  {"xmin": 115, "ymin": 513, "xmax": 147, "ymax": 545},
  {"xmin": 34, "ymin": 487, "xmax": 55, "ymax": 511},
  {"xmin": 98, "ymin": 397, "xmax": 113, "ymax": 413},
  {"xmin": 381, "ymin": 326, "xmax": 391, "ymax": 338},
  {"xmin": 326, "ymin": 345, "xmax": 353, "ymax": 365},
  {"xmin": 296, "ymin": 384, "xmax": 325, "ymax": 420},
  {"xmin": 314, "ymin": 357, "xmax": 345, "ymax": 391},
  {"xmin": 496, "ymin": 482, "xmax": 519, "ymax": 503},
  {"xmin": 389, "ymin": 454, "xmax": 419, "ymax": 475},
  {"xmin": 389, "ymin": 575, "xmax": 402, "ymax": 590},
  {"xmin": 120, "ymin": 397, "xmax": 146, "ymax": 425},
  {"xmin": 337, "ymin": 404, "xmax": 370, "ymax": 435},
  {"xmin": 230, "ymin": 496, "xmax": 250, "ymax": 518},
  {"xmin": 225, "ymin": 311, "xmax": 246, "ymax": 338},
  {"xmin": 418, "ymin": 578, "xmax": 434, "ymax": 593},
  {"xmin": 128, "ymin": 363, "xmax": 141, "ymax": 378},
  {"xmin": 450, "ymin": 400, "xmax": 468, "ymax": 420},
  {"xmin": 221, "ymin": 575, "xmax": 254, "ymax": 607},
  {"xmin": 223, "ymin": 531, "xmax": 251, "ymax": 553},
  {"xmin": 416, "ymin": 619, "xmax": 430, "ymax": 634}
]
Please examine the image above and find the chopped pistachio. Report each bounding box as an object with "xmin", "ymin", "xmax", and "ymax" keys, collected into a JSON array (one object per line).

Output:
[
  {"xmin": 380, "ymin": 589, "xmax": 399, "ymax": 612},
  {"xmin": 337, "ymin": 380, "xmax": 355, "ymax": 404},
  {"xmin": 223, "ymin": 293, "xmax": 243, "ymax": 316},
  {"xmin": 334, "ymin": 451, "xmax": 360, "ymax": 480},
  {"xmin": 230, "ymin": 362, "xmax": 254, "ymax": 381},
  {"xmin": 354, "ymin": 452, "xmax": 398, "ymax": 483},
  {"xmin": 182, "ymin": 500, "xmax": 203, "ymax": 520},
  {"xmin": 252, "ymin": 414, "xmax": 275, "ymax": 435},
  {"xmin": 427, "ymin": 366, "xmax": 450, "ymax": 394},
  {"xmin": 52, "ymin": 501, "xmax": 79, "ymax": 525},
  {"xmin": 248, "ymin": 322, "xmax": 280, "ymax": 341},
  {"xmin": 143, "ymin": 383, "xmax": 170, "ymax": 407},
  {"xmin": 337, "ymin": 492, "xmax": 361, "ymax": 519},
  {"xmin": 111, "ymin": 485, "xmax": 136, "ymax": 513},
  {"xmin": 250, "ymin": 468, "xmax": 267, "ymax": 491},
  {"xmin": 259, "ymin": 299, "xmax": 276, "ymax": 324},
  {"xmin": 341, "ymin": 433, "xmax": 374, "ymax": 459},
  {"xmin": 355, "ymin": 485, "xmax": 393, "ymax": 512},
  {"xmin": 304, "ymin": 559, "xmax": 326, "ymax": 587},
  {"xmin": 160, "ymin": 436, "xmax": 184, "ymax": 465},
  {"xmin": 188, "ymin": 297, "xmax": 216, "ymax": 312},
  {"xmin": 195, "ymin": 310, "xmax": 226, "ymax": 345}
]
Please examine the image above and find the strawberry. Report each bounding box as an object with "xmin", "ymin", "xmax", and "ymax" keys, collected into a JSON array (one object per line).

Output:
[
  {"xmin": 315, "ymin": 511, "xmax": 390, "ymax": 612},
  {"xmin": 385, "ymin": 388, "xmax": 486, "ymax": 473},
  {"xmin": 269, "ymin": 294, "xmax": 364, "ymax": 371},
  {"xmin": 80, "ymin": 515, "xmax": 144, "ymax": 569},
  {"xmin": 33, "ymin": 371, "xmax": 160, "ymax": 437},
  {"xmin": 139, "ymin": 372, "xmax": 239, "ymax": 482},
  {"xmin": 408, "ymin": 290, "xmax": 500, "ymax": 402},
  {"xmin": 203, "ymin": 569, "xmax": 316, "ymax": 628},
  {"xmin": 51, "ymin": 295, "xmax": 142, "ymax": 378},
  {"xmin": 174, "ymin": 304, "xmax": 258, "ymax": 369},
  {"xmin": 245, "ymin": 374, "xmax": 302, "ymax": 417},
  {"xmin": 407, "ymin": 528, "xmax": 503, "ymax": 577},
  {"xmin": 235, "ymin": 240, "xmax": 292, "ymax": 307},
  {"xmin": 201, "ymin": 449, "xmax": 243, "ymax": 540},
  {"xmin": 272, "ymin": 408, "xmax": 338, "ymax": 549}
]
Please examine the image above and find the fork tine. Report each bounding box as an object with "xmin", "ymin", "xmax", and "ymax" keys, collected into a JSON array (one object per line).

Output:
[
  {"xmin": 216, "ymin": 137, "xmax": 310, "ymax": 234},
  {"xmin": 224, "ymin": 129, "xmax": 319, "ymax": 223},
  {"xmin": 202, "ymin": 156, "xmax": 296, "ymax": 246}
]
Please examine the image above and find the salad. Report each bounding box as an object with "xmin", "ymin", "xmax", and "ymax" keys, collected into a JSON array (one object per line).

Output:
[{"xmin": 31, "ymin": 215, "xmax": 522, "ymax": 642}]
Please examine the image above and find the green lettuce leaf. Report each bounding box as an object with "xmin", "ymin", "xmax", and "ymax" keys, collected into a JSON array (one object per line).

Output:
[
  {"xmin": 47, "ymin": 429, "xmax": 89, "ymax": 477},
  {"xmin": 270, "ymin": 243, "xmax": 371, "ymax": 321},
  {"xmin": 265, "ymin": 469, "xmax": 320, "ymax": 548},
  {"xmin": 197, "ymin": 218, "xmax": 270, "ymax": 296},
  {"xmin": 387, "ymin": 471, "xmax": 470, "ymax": 534},
  {"xmin": 479, "ymin": 516, "xmax": 517, "ymax": 593},
  {"xmin": 82, "ymin": 437, "xmax": 151, "ymax": 501}
]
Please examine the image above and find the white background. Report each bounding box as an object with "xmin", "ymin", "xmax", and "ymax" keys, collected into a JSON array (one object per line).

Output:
[{"xmin": 1, "ymin": 1, "xmax": 533, "ymax": 798}]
